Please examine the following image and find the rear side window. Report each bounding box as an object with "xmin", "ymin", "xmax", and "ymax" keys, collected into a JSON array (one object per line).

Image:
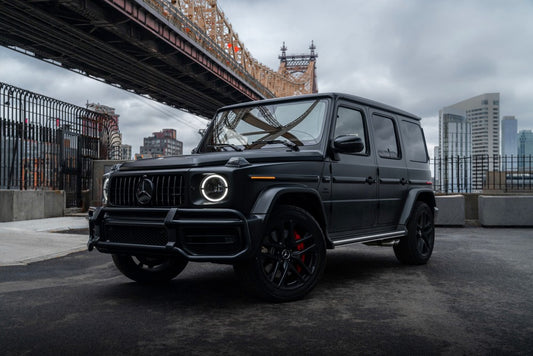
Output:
[
  {"xmin": 400, "ymin": 120, "xmax": 428, "ymax": 162},
  {"xmin": 372, "ymin": 114, "xmax": 400, "ymax": 159}
]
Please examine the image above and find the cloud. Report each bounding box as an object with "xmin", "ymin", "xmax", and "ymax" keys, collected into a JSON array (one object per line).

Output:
[
  {"xmin": 2, "ymin": 0, "xmax": 533, "ymax": 156},
  {"xmin": 0, "ymin": 48, "xmax": 208, "ymax": 154}
]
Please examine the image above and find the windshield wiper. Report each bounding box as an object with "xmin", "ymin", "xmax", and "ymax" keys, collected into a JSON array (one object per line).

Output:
[
  {"xmin": 207, "ymin": 143, "xmax": 243, "ymax": 152},
  {"xmin": 251, "ymin": 139, "xmax": 300, "ymax": 151}
]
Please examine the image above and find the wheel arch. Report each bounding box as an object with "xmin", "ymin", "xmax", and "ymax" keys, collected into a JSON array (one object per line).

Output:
[
  {"xmin": 250, "ymin": 186, "xmax": 332, "ymax": 248},
  {"xmin": 398, "ymin": 188, "xmax": 437, "ymax": 226}
]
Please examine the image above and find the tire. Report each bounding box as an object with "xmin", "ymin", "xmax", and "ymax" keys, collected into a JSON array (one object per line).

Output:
[
  {"xmin": 111, "ymin": 254, "xmax": 188, "ymax": 283},
  {"xmin": 234, "ymin": 205, "xmax": 326, "ymax": 302},
  {"xmin": 394, "ymin": 201, "xmax": 435, "ymax": 265}
]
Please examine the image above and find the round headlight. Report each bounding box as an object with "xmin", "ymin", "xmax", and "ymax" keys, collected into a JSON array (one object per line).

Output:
[
  {"xmin": 200, "ymin": 174, "xmax": 228, "ymax": 202},
  {"xmin": 102, "ymin": 177, "xmax": 110, "ymax": 205}
]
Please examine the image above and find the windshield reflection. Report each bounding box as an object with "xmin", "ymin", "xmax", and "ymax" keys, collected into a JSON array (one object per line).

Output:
[{"xmin": 203, "ymin": 99, "xmax": 328, "ymax": 152}]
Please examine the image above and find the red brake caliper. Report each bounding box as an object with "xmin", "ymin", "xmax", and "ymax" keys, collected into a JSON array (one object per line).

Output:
[{"xmin": 295, "ymin": 231, "xmax": 305, "ymax": 273}]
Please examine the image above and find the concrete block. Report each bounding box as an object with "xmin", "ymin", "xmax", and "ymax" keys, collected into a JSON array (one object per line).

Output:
[
  {"xmin": 13, "ymin": 190, "xmax": 45, "ymax": 221},
  {"xmin": 44, "ymin": 191, "xmax": 65, "ymax": 218},
  {"xmin": 479, "ymin": 196, "xmax": 533, "ymax": 227},
  {"xmin": 0, "ymin": 190, "xmax": 15, "ymax": 222},
  {"xmin": 0, "ymin": 190, "xmax": 65, "ymax": 222},
  {"xmin": 436, "ymin": 195, "xmax": 465, "ymax": 226}
]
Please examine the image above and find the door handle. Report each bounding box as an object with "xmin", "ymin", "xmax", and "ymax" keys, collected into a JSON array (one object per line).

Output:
[
  {"xmin": 366, "ymin": 176, "xmax": 376, "ymax": 185},
  {"xmin": 400, "ymin": 178, "xmax": 408, "ymax": 185}
]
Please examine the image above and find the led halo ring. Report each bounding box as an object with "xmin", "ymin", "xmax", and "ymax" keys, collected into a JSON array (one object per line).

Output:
[
  {"xmin": 200, "ymin": 174, "xmax": 229, "ymax": 202},
  {"xmin": 102, "ymin": 177, "xmax": 110, "ymax": 204}
]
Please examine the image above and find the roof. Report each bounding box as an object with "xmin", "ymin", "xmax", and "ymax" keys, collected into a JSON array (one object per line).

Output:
[{"xmin": 218, "ymin": 92, "xmax": 421, "ymax": 121}]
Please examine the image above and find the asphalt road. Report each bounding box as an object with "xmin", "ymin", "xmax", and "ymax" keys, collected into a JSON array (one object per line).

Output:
[{"xmin": 1, "ymin": 227, "xmax": 532, "ymax": 355}]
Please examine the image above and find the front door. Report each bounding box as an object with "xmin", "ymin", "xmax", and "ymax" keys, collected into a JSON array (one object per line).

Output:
[{"xmin": 328, "ymin": 104, "xmax": 378, "ymax": 234}]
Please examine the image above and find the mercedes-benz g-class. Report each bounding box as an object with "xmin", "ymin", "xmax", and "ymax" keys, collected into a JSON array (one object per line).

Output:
[{"xmin": 88, "ymin": 93, "xmax": 437, "ymax": 301}]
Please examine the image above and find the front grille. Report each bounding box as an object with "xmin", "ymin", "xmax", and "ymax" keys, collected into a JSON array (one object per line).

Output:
[
  {"xmin": 109, "ymin": 174, "xmax": 184, "ymax": 207},
  {"xmin": 104, "ymin": 225, "xmax": 168, "ymax": 246}
]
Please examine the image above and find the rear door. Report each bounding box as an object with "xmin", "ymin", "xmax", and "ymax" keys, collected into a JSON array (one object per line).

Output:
[{"xmin": 370, "ymin": 112, "xmax": 409, "ymax": 227}]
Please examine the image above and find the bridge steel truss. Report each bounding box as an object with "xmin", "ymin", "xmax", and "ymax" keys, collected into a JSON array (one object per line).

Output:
[
  {"xmin": 0, "ymin": 0, "xmax": 318, "ymax": 118},
  {"xmin": 0, "ymin": 81, "xmax": 119, "ymax": 207},
  {"xmin": 0, "ymin": 0, "xmax": 264, "ymax": 118},
  {"xmin": 157, "ymin": 0, "xmax": 318, "ymax": 97}
]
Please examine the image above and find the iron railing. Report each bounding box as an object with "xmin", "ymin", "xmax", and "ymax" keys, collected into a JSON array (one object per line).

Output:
[
  {"xmin": 0, "ymin": 82, "xmax": 119, "ymax": 207},
  {"xmin": 433, "ymin": 154, "xmax": 533, "ymax": 193}
]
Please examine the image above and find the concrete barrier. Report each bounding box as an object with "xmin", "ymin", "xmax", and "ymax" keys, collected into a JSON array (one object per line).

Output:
[
  {"xmin": 0, "ymin": 190, "xmax": 65, "ymax": 222},
  {"xmin": 478, "ymin": 195, "xmax": 533, "ymax": 227},
  {"xmin": 435, "ymin": 195, "xmax": 465, "ymax": 226}
]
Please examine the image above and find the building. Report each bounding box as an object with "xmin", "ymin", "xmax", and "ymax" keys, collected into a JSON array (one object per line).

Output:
[
  {"xmin": 140, "ymin": 128, "xmax": 183, "ymax": 157},
  {"xmin": 518, "ymin": 129, "xmax": 533, "ymax": 171},
  {"xmin": 501, "ymin": 116, "xmax": 518, "ymax": 156},
  {"xmin": 87, "ymin": 103, "xmax": 122, "ymax": 160},
  {"xmin": 120, "ymin": 144, "xmax": 132, "ymax": 160},
  {"xmin": 439, "ymin": 93, "xmax": 500, "ymax": 190},
  {"xmin": 437, "ymin": 109, "xmax": 471, "ymax": 192}
]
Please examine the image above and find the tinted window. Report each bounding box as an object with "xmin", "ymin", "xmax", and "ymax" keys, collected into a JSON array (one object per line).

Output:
[
  {"xmin": 372, "ymin": 114, "xmax": 400, "ymax": 159},
  {"xmin": 334, "ymin": 107, "xmax": 367, "ymax": 154},
  {"xmin": 400, "ymin": 120, "xmax": 428, "ymax": 162}
]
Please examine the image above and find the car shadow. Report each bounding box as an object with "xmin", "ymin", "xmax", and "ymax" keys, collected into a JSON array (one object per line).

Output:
[{"xmin": 93, "ymin": 246, "xmax": 406, "ymax": 306}]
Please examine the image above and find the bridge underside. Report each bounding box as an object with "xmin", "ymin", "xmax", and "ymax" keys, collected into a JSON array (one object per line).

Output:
[{"xmin": 0, "ymin": 0, "xmax": 265, "ymax": 118}]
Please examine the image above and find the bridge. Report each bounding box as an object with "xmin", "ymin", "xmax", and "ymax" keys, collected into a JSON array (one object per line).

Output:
[{"xmin": 0, "ymin": 0, "xmax": 318, "ymax": 118}]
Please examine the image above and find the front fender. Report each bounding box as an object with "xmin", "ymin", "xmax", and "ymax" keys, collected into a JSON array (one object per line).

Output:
[
  {"xmin": 250, "ymin": 186, "xmax": 321, "ymax": 216},
  {"xmin": 250, "ymin": 186, "xmax": 331, "ymax": 247}
]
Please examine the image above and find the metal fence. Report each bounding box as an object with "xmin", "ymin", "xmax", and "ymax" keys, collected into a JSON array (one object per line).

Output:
[
  {"xmin": 433, "ymin": 154, "xmax": 533, "ymax": 193},
  {"xmin": 0, "ymin": 82, "xmax": 119, "ymax": 207}
]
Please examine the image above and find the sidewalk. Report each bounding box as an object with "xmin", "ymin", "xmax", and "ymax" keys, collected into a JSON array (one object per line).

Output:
[{"xmin": 0, "ymin": 216, "xmax": 89, "ymax": 266}]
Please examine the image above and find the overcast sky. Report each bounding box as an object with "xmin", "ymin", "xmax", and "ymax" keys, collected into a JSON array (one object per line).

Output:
[{"xmin": 1, "ymin": 0, "xmax": 532, "ymax": 156}]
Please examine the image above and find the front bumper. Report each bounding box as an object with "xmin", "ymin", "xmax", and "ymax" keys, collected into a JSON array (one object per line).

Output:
[{"xmin": 88, "ymin": 206, "xmax": 262, "ymax": 262}]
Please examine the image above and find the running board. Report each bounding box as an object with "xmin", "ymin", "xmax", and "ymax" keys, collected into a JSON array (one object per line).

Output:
[{"xmin": 332, "ymin": 230, "xmax": 406, "ymax": 247}]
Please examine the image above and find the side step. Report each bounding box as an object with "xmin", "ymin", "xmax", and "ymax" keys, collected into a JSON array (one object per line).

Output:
[{"xmin": 332, "ymin": 230, "xmax": 406, "ymax": 247}]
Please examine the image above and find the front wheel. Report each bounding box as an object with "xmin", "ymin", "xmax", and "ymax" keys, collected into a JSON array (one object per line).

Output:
[
  {"xmin": 394, "ymin": 201, "xmax": 435, "ymax": 265},
  {"xmin": 235, "ymin": 205, "xmax": 326, "ymax": 302},
  {"xmin": 112, "ymin": 254, "xmax": 188, "ymax": 283}
]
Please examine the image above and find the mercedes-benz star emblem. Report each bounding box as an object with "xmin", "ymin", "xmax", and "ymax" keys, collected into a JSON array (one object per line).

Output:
[{"xmin": 136, "ymin": 177, "xmax": 153, "ymax": 205}]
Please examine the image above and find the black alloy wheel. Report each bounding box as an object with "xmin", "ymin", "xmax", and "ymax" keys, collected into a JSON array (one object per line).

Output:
[
  {"xmin": 235, "ymin": 205, "xmax": 326, "ymax": 302},
  {"xmin": 394, "ymin": 201, "xmax": 435, "ymax": 265},
  {"xmin": 112, "ymin": 254, "xmax": 188, "ymax": 283}
]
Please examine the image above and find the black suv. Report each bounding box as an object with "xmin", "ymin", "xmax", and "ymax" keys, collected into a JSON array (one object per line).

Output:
[{"xmin": 88, "ymin": 93, "xmax": 437, "ymax": 301}]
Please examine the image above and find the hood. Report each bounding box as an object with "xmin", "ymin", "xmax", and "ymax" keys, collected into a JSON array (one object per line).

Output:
[{"xmin": 119, "ymin": 150, "xmax": 325, "ymax": 171}]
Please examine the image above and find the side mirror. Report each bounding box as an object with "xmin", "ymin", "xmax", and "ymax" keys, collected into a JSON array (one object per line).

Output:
[{"xmin": 333, "ymin": 135, "xmax": 364, "ymax": 153}]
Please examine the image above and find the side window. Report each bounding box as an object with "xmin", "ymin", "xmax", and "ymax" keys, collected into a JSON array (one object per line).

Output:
[
  {"xmin": 372, "ymin": 114, "xmax": 400, "ymax": 159},
  {"xmin": 400, "ymin": 120, "xmax": 428, "ymax": 162},
  {"xmin": 334, "ymin": 107, "xmax": 367, "ymax": 154}
]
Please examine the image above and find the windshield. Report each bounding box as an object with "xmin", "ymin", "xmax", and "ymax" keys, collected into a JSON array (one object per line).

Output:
[{"xmin": 202, "ymin": 99, "xmax": 328, "ymax": 152}]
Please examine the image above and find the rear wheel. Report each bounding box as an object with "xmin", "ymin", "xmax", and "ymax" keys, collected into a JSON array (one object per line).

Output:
[
  {"xmin": 394, "ymin": 201, "xmax": 435, "ymax": 265},
  {"xmin": 112, "ymin": 254, "xmax": 188, "ymax": 283},
  {"xmin": 235, "ymin": 205, "xmax": 326, "ymax": 302}
]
